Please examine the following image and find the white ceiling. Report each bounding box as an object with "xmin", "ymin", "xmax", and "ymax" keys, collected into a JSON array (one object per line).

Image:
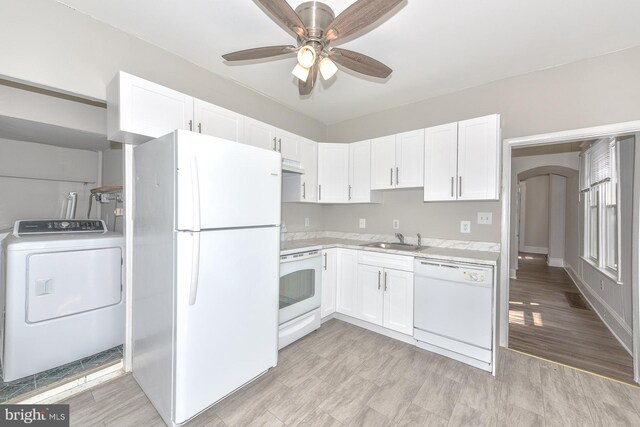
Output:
[{"xmin": 58, "ymin": 0, "xmax": 640, "ymax": 125}]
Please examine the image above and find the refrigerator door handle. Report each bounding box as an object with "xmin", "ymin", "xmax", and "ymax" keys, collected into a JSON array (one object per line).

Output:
[
  {"xmin": 189, "ymin": 232, "xmax": 200, "ymax": 306},
  {"xmin": 190, "ymin": 157, "xmax": 201, "ymax": 232}
]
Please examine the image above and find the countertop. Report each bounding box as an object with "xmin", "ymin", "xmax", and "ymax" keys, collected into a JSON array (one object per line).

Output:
[{"xmin": 280, "ymin": 237, "xmax": 499, "ymax": 266}]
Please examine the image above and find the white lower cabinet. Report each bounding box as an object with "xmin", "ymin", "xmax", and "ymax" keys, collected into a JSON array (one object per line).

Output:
[
  {"xmin": 356, "ymin": 264, "xmax": 384, "ymax": 325},
  {"xmin": 320, "ymin": 249, "xmax": 337, "ymax": 318},
  {"xmin": 355, "ymin": 265, "xmax": 414, "ymax": 335},
  {"xmin": 335, "ymin": 249, "xmax": 358, "ymax": 317},
  {"xmin": 383, "ymin": 269, "xmax": 414, "ymax": 335}
]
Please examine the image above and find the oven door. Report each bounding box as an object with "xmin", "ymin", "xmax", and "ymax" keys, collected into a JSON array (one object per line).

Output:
[{"xmin": 279, "ymin": 252, "xmax": 322, "ymax": 325}]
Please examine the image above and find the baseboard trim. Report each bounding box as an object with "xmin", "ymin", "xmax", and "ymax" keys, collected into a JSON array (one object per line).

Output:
[
  {"xmin": 510, "ymin": 269, "xmax": 517, "ymax": 279},
  {"xmin": 565, "ymin": 265, "xmax": 632, "ymax": 354},
  {"xmin": 333, "ymin": 313, "xmax": 417, "ymax": 345},
  {"xmin": 547, "ymin": 257, "xmax": 565, "ymax": 268},
  {"xmin": 521, "ymin": 246, "xmax": 548, "ymax": 254}
]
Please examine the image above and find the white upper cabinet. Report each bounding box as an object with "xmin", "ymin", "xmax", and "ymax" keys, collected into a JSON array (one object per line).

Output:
[
  {"xmin": 370, "ymin": 135, "xmax": 396, "ymax": 190},
  {"xmin": 277, "ymin": 129, "xmax": 300, "ymax": 162},
  {"xmin": 424, "ymin": 114, "xmax": 500, "ymax": 201},
  {"xmin": 193, "ymin": 99, "xmax": 243, "ymax": 142},
  {"xmin": 457, "ymin": 115, "xmax": 500, "ymax": 200},
  {"xmin": 107, "ymin": 71, "xmax": 193, "ymax": 144},
  {"xmin": 242, "ymin": 117, "xmax": 277, "ymax": 151},
  {"xmin": 371, "ymin": 131, "xmax": 425, "ymax": 190},
  {"xmin": 241, "ymin": 118, "xmax": 300, "ymax": 161},
  {"xmin": 282, "ymin": 137, "xmax": 317, "ymax": 203},
  {"xmin": 317, "ymin": 143, "xmax": 349, "ymax": 203},
  {"xmin": 349, "ymin": 140, "xmax": 381, "ymax": 203},
  {"xmin": 395, "ymin": 130, "xmax": 425, "ymax": 188},
  {"xmin": 424, "ymin": 122, "xmax": 458, "ymax": 201}
]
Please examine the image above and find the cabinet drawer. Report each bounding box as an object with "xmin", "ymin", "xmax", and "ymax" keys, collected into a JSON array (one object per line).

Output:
[{"xmin": 357, "ymin": 251, "xmax": 414, "ymax": 272}]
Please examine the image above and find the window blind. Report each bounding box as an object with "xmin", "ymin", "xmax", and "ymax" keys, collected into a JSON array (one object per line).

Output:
[{"xmin": 589, "ymin": 137, "xmax": 615, "ymax": 186}]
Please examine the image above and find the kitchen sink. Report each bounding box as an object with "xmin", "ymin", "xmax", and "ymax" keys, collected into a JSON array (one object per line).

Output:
[{"xmin": 360, "ymin": 242, "xmax": 422, "ymax": 252}]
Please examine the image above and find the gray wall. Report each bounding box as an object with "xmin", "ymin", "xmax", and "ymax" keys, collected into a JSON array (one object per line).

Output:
[
  {"xmin": 523, "ymin": 175, "xmax": 549, "ymax": 251},
  {"xmin": 567, "ymin": 136, "xmax": 635, "ymax": 351},
  {"xmin": 321, "ymin": 46, "xmax": 640, "ymax": 242},
  {"xmin": 564, "ymin": 173, "xmax": 580, "ymax": 270},
  {"xmin": 0, "ymin": 0, "xmax": 326, "ymax": 141},
  {"xmin": 0, "ymin": 138, "xmax": 100, "ymax": 230}
]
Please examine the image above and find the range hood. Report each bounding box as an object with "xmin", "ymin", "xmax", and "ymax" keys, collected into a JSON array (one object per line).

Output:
[{"xmin": 282, "ymin": 158, "xmax": 305, "ymax": 175}]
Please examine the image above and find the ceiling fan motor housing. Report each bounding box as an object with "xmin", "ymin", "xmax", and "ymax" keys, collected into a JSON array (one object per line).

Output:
[{"xmin": 295, "ymin": 1, "xmax": 335, "ymax": 40}]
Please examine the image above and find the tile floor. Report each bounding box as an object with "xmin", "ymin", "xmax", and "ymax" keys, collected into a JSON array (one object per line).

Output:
[
  {"xmin": 0, "ymin": 345, "xmax": 123, "ymax": 403},
  {"xmin": 62, "ymin": 320, "xmax": 640, "ymax": 426}
]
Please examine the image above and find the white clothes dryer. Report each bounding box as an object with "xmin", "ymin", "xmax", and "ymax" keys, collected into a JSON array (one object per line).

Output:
[{"xmin": 1, "ymin": 220, "xmax": 124, "ymax": 382}]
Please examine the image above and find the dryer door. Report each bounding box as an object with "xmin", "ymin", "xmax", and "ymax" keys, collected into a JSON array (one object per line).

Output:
[{"xmin": 27, "ymin": 247, "xmax": 122, "ymax": 323}]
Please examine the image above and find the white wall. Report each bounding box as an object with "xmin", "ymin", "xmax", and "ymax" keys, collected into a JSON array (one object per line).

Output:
[
  {"xmin": 548, "ymin": 175, "xmax": 566, "ymax": 267},
  {"xmin": 564, "ymin": 173, "xmax": 580, "ymax": 270},
  {"xmin": 0, "ymin": 0, "xmax": 325, "ymax": 142},
  {"xmin": 522, "ymin": 175, "xmax": 549, "ymax": 252},
  {"xmin": 0, "ymin": 138, "xmax": 100, "ymax": 229}
]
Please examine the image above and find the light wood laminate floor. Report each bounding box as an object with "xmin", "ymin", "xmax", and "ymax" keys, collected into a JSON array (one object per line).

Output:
[
  {"xmin": 63, "ymin": 318, "xmax": 640, "ymax": 426},
  {"xmin": 509, "ymin": 253, "xmax": 634, "ymax": 384}
]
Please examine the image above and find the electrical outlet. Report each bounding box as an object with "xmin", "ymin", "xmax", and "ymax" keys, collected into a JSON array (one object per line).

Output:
[
  {"xmin": 460, "ymin": 221, "xmax": 471, "ymax": 233},
  {"xmin": 393, "ymin": 219, "xmax": 400, "ymax": 230},
  {"xmin": 477, "ymin": 212, "xmax": 492, "ymax": 225},
  {"xmin": 304, "ymin": 218, "xmax": 310, "ymax": 227},
  {"xmin": 359, "ymin": 218, "xmax": 366, "ymax": 229}
]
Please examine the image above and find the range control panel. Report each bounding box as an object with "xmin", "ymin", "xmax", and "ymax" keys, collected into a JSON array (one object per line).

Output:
[{"xmin": 15, "ymin": 220, "xmax": 107, "ymax": 235}]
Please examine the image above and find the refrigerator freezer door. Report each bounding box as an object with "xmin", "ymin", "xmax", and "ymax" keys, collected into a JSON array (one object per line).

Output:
[
  {"xmin": 175, "ymin": 131, "xmax": 282, "ymax": 231},
  {"xmin": 174, "ymin": 226, "xmax": 280, "ymax": 424}
]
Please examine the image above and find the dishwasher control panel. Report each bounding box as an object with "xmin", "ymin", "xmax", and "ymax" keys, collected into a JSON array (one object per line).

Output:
[{"xmin": 463, "ymin": 271, "xmax": 486, "ymax": 282}]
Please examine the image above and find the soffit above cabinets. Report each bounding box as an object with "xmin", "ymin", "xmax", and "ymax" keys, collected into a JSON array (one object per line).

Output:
[{"xmin": 58, "ymin": 0, "xmax": 640, "ymax": 125}]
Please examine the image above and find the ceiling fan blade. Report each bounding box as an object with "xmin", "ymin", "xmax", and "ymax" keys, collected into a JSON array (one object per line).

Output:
[
  {"xmin": 256, "ymin": 0, "xmax": 307, "ymax": 38},
  {"xmin": 330, "ymin": 48, "xmax": 392, "ymax": 78},
  {"xmin": 324, "ymin": 0, "xmax": 403, "ymax": 42},
  {"xmin": 222, "ymin": 45, "xmax": 296, "ymax": 61},
  {"xmin": 299, "ymin": 63, "xmax": 318, "ymax": 96}
]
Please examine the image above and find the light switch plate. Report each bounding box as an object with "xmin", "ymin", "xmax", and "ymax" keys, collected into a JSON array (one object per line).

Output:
[
  {"xmin": 460, "ymin": 221, "xmax": 471, "ymax": 233},
  {"xmin": 477, "ymin": 212, "xmax": 492, "ymax": 225},
  {"xmin": 359, "ymin": 218, "xmax": 366, "ymax": 229},
  {"xmin": 393, "ymin": 219, "xmax": 400, "ymax": 230},
  {"xmin": 304, "ymin": 218, "xmax": 310, "ymax": 227}
]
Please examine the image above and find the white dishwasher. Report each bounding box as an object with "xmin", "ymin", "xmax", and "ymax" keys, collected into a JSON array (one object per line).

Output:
[{"xmin": 413, "ymin": 258, "xmax": 494, "ymax": 372}]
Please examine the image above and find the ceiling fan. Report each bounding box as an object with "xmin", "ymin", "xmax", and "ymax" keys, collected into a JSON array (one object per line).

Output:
[{"xmin": 222, "ymin": 0, "xmax": 402, "ymax": 95}]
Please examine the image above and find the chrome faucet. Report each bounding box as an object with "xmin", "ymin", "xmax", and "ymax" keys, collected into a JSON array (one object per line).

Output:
[
  {"xmin": 417, "ymin": 233, "xmax": 422, "ymax": 247},
  {"xmin": 395, "ymin": 233, "xmax": 405, "ymax": 244}
]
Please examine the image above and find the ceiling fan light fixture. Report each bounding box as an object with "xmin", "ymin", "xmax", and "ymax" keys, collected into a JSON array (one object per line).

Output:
[
  {"xmin": 292, "ymin": 63, "xmax": 310, "ymax": 82},
  {"xmin": 297, "ymin": 45, "xmax": 317, "ymax": 68},
  {"xmin": 319, "ymin": 57, "xmax": 338, "ymax": 80}
]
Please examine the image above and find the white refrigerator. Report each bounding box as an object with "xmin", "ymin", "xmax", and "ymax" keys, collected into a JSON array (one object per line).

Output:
[{"xmin": 132, "ymin": 130, "xmax": 281, "ymax": 426}]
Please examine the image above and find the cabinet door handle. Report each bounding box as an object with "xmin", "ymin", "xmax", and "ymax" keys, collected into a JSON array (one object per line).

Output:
[
  {"xmin": 319, "ymin": 184, "xmax": 322, "ymax": 201},
  {"xmin": 378, "ymin": 270, "xmax": 381, "ymax": 290},
  {"xmin": 273, "ymin": 137, "xmax": 277, "ymax": 151},
  {"xmin": 302, "ymin": 182, "xmax": 306, "ymax": 199},
  {"xmin": 348, "ymin": 185, "xmax": 352, "ymax": 201},
  {"xmin": 278, "ymin": 138, "xmax": 282, "ymax": 152},
  {"xmin": 384, "ymin": 271, "xmax": 388, "ymax": 291},
  {"xmin": 451, "ymin": 177, "xmax": 454, "ymax": 198},
  {"xmin": 197, "ymin": 123, "xmax": 202, "ymax": 134},
  {"xmin": 323, "ymin": 252, "xmax": 327, "ymax": 270},
  {"xmin": 188, "ymin": 120, "xmax": 193, "ymax": 131},
  {"xmin": 396, "ymin": 167, "xmax": 399, "ymax": 185},
  {"xmin": 459, "ymin": 176, "xmax": 462, "ymax": 197},
  {"xmin": 390, "ymin": 168, "xmax": 393, "ymax": 186}
]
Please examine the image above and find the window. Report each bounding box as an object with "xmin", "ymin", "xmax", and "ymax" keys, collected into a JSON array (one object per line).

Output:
[{"xmin": 581, "ymin": 138, "xmax": 620, "ymax": 280}]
